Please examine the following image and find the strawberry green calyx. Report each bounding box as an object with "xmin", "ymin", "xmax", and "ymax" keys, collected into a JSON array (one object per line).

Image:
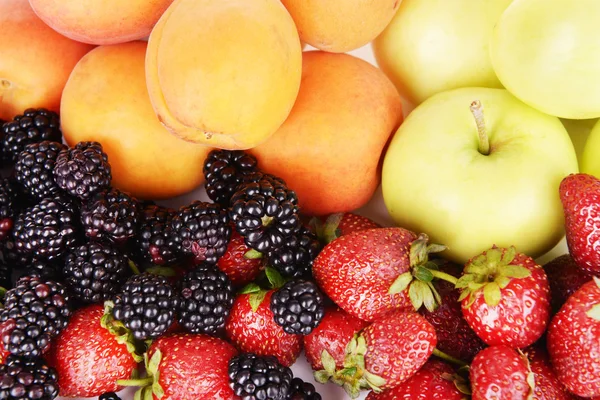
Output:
[
  {"xmin": 518, "ymin": 349, "xmax": 536, "ymax": 400},
  {"xmin": 239, "ymin": 267, "xmax": 287, "ymax": 312},
  {"xmin": 456, "ymin": 246, "xmax": 531, "ymax": 308},
  {"xmin": 388, "ymin": 233, "xmax": 452, "ymax": 312},
  {"xmin": 244, "ymin": 249, "xmax": 263, "ymax": 259},
  {"xmin": 314, "ymin": 334, "xmax": 386, "ymax": 399},
  {"xmin": 440, "ymin": 371, "xmax": 472, "ymax": 397},
  {"xmin": 101, "ymin": 301, "xmax": 145, "ymax": 363},
  {"xmin": 118, "ymin": 349, "xmax": 164, "ymax": 400},
  {"xmin": 310, "ymin": 213, "xmax": 344, "ymax": 244}
]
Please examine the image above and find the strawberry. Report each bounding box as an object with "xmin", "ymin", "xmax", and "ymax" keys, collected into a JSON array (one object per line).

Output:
[
  {"xmin": 225, "ymin": 289, "xmax": 302, "ymax": 367},
  {"xmin": 217, "ymin": 229, "xmax": 264, "ymax": 286},
  {"xmin": 313, "ymin": 228, "xmax": 450, "ymax": 322},
  {"xmin": 315, "ymin": 311, "xmax": 436, "ymax": 398},
  {"xmin": 311, "ymin": 212, "xmax": 381, "ymax": 244},
  {"xmin": 303, "ymin": 307, "xmax": 368, "ymax": 371},
  {"xmin": 124, "ymin": 333, "xmax": 239, "ymax": 400},
  {"xmin": 0, "ymin": 321, "xmax": 11, "ymax": 364},
  {"xmin": 547, "ymin": 277, "xmax": 600, "ymax": 397},
  {"xmin": 457, "ymin": 246, "xmax": 550, "ymax": 348},
  {"xmin": 419, "ymin": 261, "xmax": 486, "ymax": 363},
  {"xmin": 46, "ymin": 304, "xmax": 140, "ymax": 397},
  {"xmin": 365, "ymin": 359, "xmax": 468, "ymax": 400},
  {"xmin": 559, "ymin": 173, "xmax": 600, "ymax": 272},
  {"xmin": 523, "ymin": 345, "xmax": 576, "ymax": 400},
  {"xmin": 470, "ymin": 345, "xmax": 535, "ymax": 400},
  {"xmin": 544, "ymin": 254, "xmax": 598, "ymax": 313}
]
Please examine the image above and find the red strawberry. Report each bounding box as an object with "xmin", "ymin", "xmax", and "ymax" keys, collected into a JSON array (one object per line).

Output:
[
  {"xmin": 559, "ymin": 173, "xmax": 600, "ymax": 272},
  {"xmin": 303, "ymin": 307, "xmax": 368, "ymax": 371},
  {"xmin": 217, "ymin": 229, "xmax": 263, "ymax": 286},
  {"xmin": 316, "ymin": 311, "xmax": 436, "ymax": 398},
  {"xmin": 523, "ymin": 345, "xmax": 576, "ymax": 400},
  {"xmin": 127, "ymin": 333, "xmax": 239, "ymax": 400},
  {"xmin": 419, "ymin": 261, "xmax": 486, "ymax": 363},
  {"xmin": 365, "ymin": 359, "xmax": 467, "ymax": 400},
  {"xmin": 0, "ymin": 321, "xmax": 12, "ymax": 364},
  {"xmin": 313, "ymin": 228, "xmax": 449, "ymax": 322},
  {"xmin": 457, "ymin": 246, "xmax": 550, "ymax": 348},
  {"xmin": 46, "ymin": 304, "xmax": 139, "ymax": 397},
  {"xmin": 544, "ymin": 254, "xmax": 598, "ymax": 313},
  {"xmin": 312, "ymin": 212, "xmax": 381, "ymax": 244},
  {"xmin": 547, "ymin": 277, "xmax": 600, "ymax": 397},
  {"xmin": 225, "ymin": 290, "xmax": 302, "ymax": 367},
  {"xmin": 470, "ymin": 345, "xmax": 534, "ymax": 400}
]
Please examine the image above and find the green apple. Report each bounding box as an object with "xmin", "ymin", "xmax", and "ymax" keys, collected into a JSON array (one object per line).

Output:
[
  {"xmin": 491, "ymin": 0, "xmax": 600, "ymax": 119},
  {"xmin": 372, "ymin": 0, "xmax": 512, "ymax": 106},
  {"xmin": 561, "ymin": 118, "xmax": 598, "ymax": 165},
  {"xmin": 582, "ymin": 119, "xmax": 600, "ymax": 178},
  {"xmin": 382, "ymin": 87, "xmax": 578, "ymax": 264}
]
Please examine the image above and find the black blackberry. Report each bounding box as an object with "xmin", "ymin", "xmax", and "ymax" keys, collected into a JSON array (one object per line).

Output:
[
  {"xmin": 12, "ymin": 261, "xmax": 60, "ymax": 287},
  {"xmin": 63, "ymin": 241, "xmax": 129, "ymax": 304},
  {"xmin": 1, "ymin": 109, "xmax": 61, "ymax": 164},
  {"xmin": 287, "ymin": 378, "xmax": 322, "ymax": 400},
  {"xmin": 228, "ymin": 353, "xmax": 293, "ymax": 400},
  {"xmin": 1, "ymin": 238, "xmax": 32, "ymax": 268},
  {"xmin": 14, "ymin": 141, "xmax": 67, "ymax": 200},
  {"xmin": 0, "ymin": 276, "xmax": 71, "ymax": 358},
  {"xmin": 0, "ymin": 178, "xmax": 20, "ymax": 242},
  {"xmin": 13, "ymin": 196, "xmax": 80, "ymax": 261},
  {"xmin": 203, "ymin": 150, "xmax": 258, "ymax": 207},
  {"xmin": 111, "ymin": 273, "xmax": 179, "ymax": 340},
  {"xmin": 270, "ymin": 280, "xmax": 325, "ymax": 335},
  {"xmin": 267, "ymin": 227, "xmax": 321, "ymax": 278},
  {"xmin": 177, "ymin": 264, "xmax": 234, "ymax": 334},
  {"xmin": 81, "ymin": 188, "xmax": 140, "ymax": 245},
  {"xmin": 170, "ymin": 201, "xmax": 231, "ymax": 264},
  {"xmin": 99, "ymin": 393, "xmax": 121, "ymax": 400},
  {"xmin": 230, "ymin": 174, "xmax": 300, "ymax": 254},
  {"xmin": 134, "ymin": 204, "xmax": 178, "ymax": 266},
  {"xmin": 53, "ymin": 141, "xmax": 111, "ymax": 200},
  {"xmin": 0, "ymin": 355, "xmax": 59, "ymax": 400}
]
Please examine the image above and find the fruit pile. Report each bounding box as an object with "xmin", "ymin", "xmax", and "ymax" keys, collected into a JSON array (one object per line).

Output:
[{"xmin": 1, "ymin": 0, "xmax": 600, "ymax": 399}]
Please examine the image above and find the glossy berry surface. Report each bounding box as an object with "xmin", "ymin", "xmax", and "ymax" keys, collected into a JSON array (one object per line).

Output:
[
  {"xmin": 270, "ymin": 280, "xmax": 325, "ymax": 335},
  {"xmin": 228, "ymin": 353, "xmax": 293, "ymax": 400}
]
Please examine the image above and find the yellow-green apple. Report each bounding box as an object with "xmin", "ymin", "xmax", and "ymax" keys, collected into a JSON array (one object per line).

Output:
[
  {"xmin": 372, "ymin": 0, "xmax": 512, "ymax": 106},
  {"xmin": 581, "ymin": 119, "xmax": 600, "ymax": 178},
  {"xmin": 561, "ymin": 118, "xmax": 598, "ymax": 166},
  {"xmin": 382, "ymin": 87, "xmax": 578, "ymax": 264},
  {"xmin": 491, "ymin": 0, "xmax": 600, "ymax": 119}
]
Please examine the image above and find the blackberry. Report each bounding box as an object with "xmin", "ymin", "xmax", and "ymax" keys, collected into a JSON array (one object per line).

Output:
[
  {"xmin": 14, "ymin": 141, "xmax": 67, "ymax": 200},
  {"xmin": 111, "ymin": 273, "xmax": 179, "ymax": 340},
  {"xmin": 0, "ymin": 178, "xmax": 20, "ymax": 242},
  {"xmin": 170, "ymin": 201, "xmax": 231, "ymax": 264},
  {"xmin": 1, "ymin": 109, "xmax": 62, "ymax": 164},
  {"xmin": 267, "ymin": 227, "xmax": 321, "ymax": 278},
  {"xmin": 12, "ymin": 261, "xmax": 60, "ymax": 287},
  {"xmin": 0, "ymin": 355, "xmax": 59, "ymax": 400},
  {"xmin": 81, "ymin": 188, "xmax": 140, "ymax": 245},
  {"xmin": 270, "ymin": 280, "xmax": 325, "ymax": 335},
  {"xmin": 177, "ymin": 264, "xmax": 234, "ymax": 334},
  {"xmin": 0, "ymin": 276, "xmax": 71, "ymax": 358},
  {"xmin": 63, "ymin": 241, "xmax": 129, "ymax": 304},
  {"xmin": 53, "ymin": 141, "xmax": 111, "ymax": 200},
  {"xmin": 99, "ymin": 393, "xmax": 121, "ymax": 400},
  {"xmin": 228, "ymin": 353, "xmax": 293, "ymax": 400},
  {"xmin": 203, "ymin": 150, "xmax": 258, "ymax": 207},
  {"xmin": 134, "ymin": 204, "xmax": 178, "ymax": 266},
  {"xmin": 13, "ymin": 196, "xmax": 80, "ymax": 261},
  {"xmin": 230, "ymin": 174, "xmax": 300, "ymax": 253},
  {"xmin": 287, "ymin": 378, "xmax": 322, "ymax": 400}
]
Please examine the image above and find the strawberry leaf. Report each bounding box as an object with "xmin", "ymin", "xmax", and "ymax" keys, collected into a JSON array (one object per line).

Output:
[
  {"xmin": 244, "ymin": 249, "xmax": 263, "ymax": 259},
  {"xmin": 356, "ymin": 335, "xmax": 367, "ymax": 355},
  {"xmin": 152, "ymin": 378, "xmax": 164, "ymax": 399},
  {"xmin": 321, "ymin": 350, "xmax": 337, "ymax": 375},
  {"xmin": 496, "ymin": 275, "xmax": 511, "ymax": 289},
  {"xmin": 426, "ymin": 243, "xmax": 447, "ymax": 254},
  {"xmin": 409, "ymin": 234, "xmax": 430, "ymax": 267},
  {"xmin": 239, "ymin": 283, "xmax": 262, "ymax": 295},
  {"xmin": 363, "ymin": 370, "xmax": 386, "ymax": 389},
  {"xmin": 486, "ymin": 248, "xmax": 503, "ymax": 267},
  {"xmin": 455, "ymin": 274, "xmax": 475, "ymax": 289},
  {"xmin": 343, "ymin": 382, "xmax": 361, "ymax": 399},
  {"xmin": 414, "ymin": 265, "xmax": 434, "ymax": 283},
  {"xmin": 409, "ymin": 280, "xmax": 426, "ymax": 311},
  {"xmin": 501, "ymin": 246, "xmax": 517, "ymax": 265},
  {"xmin": 265, "ymin": 267, "xmax": 286, "ymax": 289},
  {"xmin": 388, "ymin": 272, "xmax": 413, "ymax": 294},
  {"xmin": 314, "ymin": 370, "xmax": 331, "ymax": 384},
  {"xmin": 500, "ymin": 265, "xmax": 531, "ymax": 279},
  {"xmin": 428, "ymin": 282, "xmax": 442, "ymax": 306},
  {"xmin": 248, "ymin": 290, "xmax": 267, "ymax": 312},
  {"xmin": 321, "ymin": 213, "xmax": 344, "ymax": 244},
  {"xmin": 144, "ymin": 386, "xmax": 154, "ymax": 400},
  {"xmin": 341, "ymin": 367, "xmax": 357, "ymax": 377},
  {"xmin": 483, "ymin": 282, "xmax": 501, "ymax": 306},
  {"xmin": 422, "ymin": 284, "xmax": 437, "ymax": 312},
  {"xmin": 587, "ymin": 304, "xmax": 600, "ymax": 321},
  {"xmin": 147, "ymin": 349, "xmax": 162, "ymax": 376},
  {"xmin": 457, "ymin": 289, "xmax": 471, "ymax": 303}
]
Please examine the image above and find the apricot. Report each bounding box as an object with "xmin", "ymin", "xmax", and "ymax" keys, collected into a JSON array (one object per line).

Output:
[
  {"xmin": 0, "ymin": 0, "xmax": 93, "ymax": 121},
  {"xmin": 29, "ymin": 0, "xmax": 174, "ymax": 45},
  {"xmin": 146, "ymin": 0, "xmax": 302, "ymax": 150},
  {"xmin": 280, "ymin": 0, "xmax": 400, "ymax": 53},
  {"xmin": 60, "ymin": 41, "xmax": 212, "ymax": 200},
  {"xmin": 249, "ymin": 51, "xmax": 403, "ymax": 216}
]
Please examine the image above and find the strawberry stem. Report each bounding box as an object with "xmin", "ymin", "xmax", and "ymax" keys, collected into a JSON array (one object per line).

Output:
[
  {"xmin": 432, "ymin": 348, "xmax": 468, "ymax": 367},
  {"xmin": 116, "ymin": 377, "xmax": 154, "ymax": 387},
  {"xmin": 128, "ymin": 259, "xmax": 141, "ymax": 275},
  {"xmin": 429, "ymin": 270, "xmax": 458, "ymax": 285}
]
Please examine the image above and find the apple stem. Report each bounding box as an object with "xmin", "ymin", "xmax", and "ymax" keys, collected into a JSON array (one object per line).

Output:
[{"xmin": 470, "ymin": 100, "xmax": 490, "ymax": 156}]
